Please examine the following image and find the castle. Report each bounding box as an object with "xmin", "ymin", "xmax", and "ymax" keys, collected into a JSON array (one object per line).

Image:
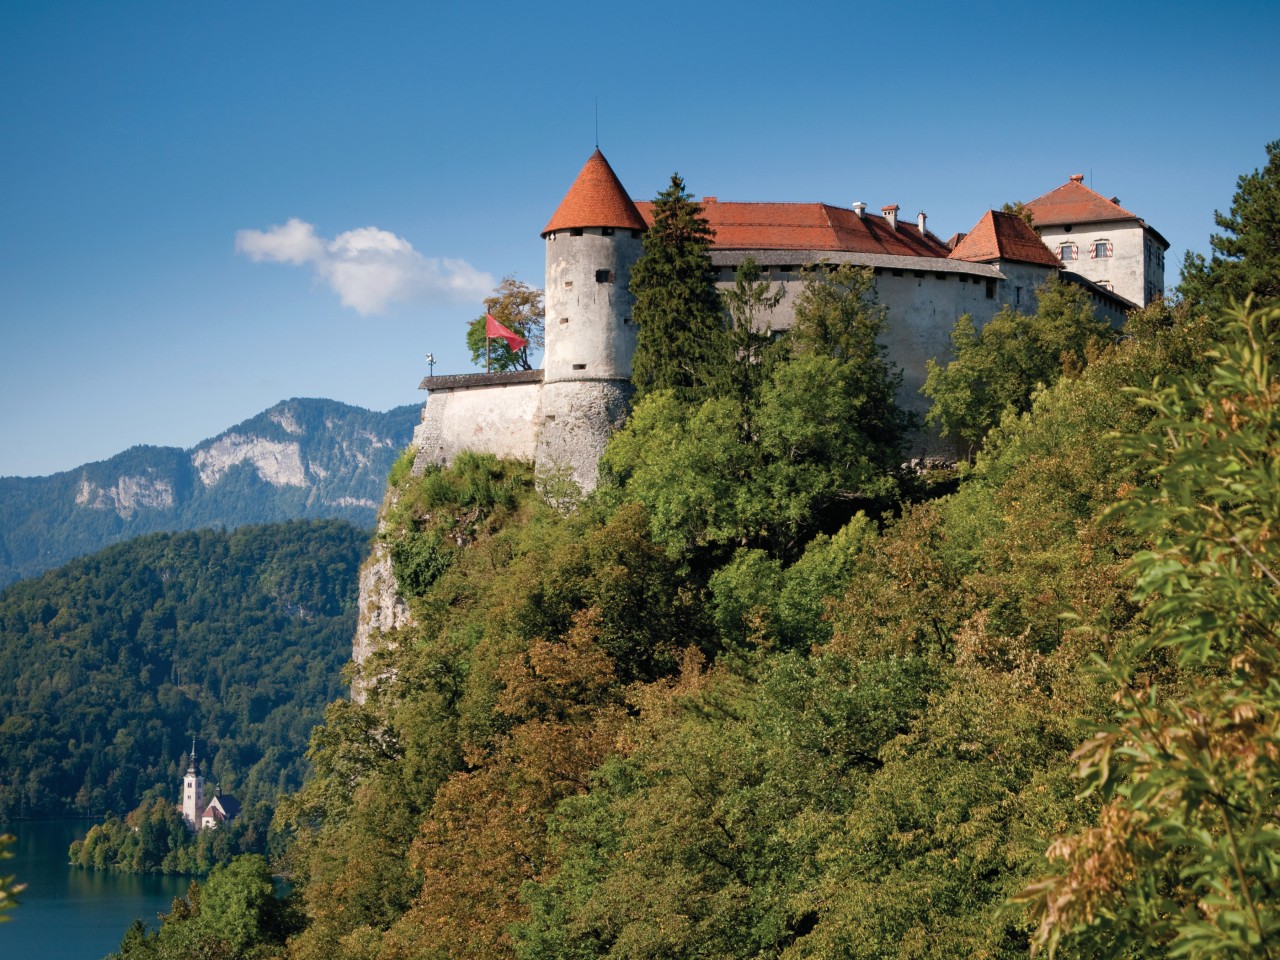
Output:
[{"xmin": 410, "ymin": 150, "xmax": 1167, "ymax": 490}]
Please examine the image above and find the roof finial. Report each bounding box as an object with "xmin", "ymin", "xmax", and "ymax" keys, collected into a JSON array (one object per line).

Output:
[
  {"xmin": 191, "ymin": 738, "xmax": 196, "ymax": 760},
  {"xmin": 594, "ymin": 96, "xmax": 599, "ymax": 149}
]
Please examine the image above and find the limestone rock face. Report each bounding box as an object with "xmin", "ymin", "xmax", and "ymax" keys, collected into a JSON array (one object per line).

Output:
[
  {"xmin": 193, "ymin": 435, "xmax": 310, "ymax": 487},
  {"xmin": 74, "ymin": 474, "xmax": 176, "ymax": 519},
  {"xmin": 350, "ymin": 495, "xmax": 412, "ymax": 704}
]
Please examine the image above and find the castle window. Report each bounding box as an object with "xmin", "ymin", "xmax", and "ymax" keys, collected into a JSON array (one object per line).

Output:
[
  {"xmin": 1097, "ymin": 279, "xmax": 1113, "ymax": 291},
  {"xmin": 570, "ymin": 228, "xmax": 584, "ymax": 237},
  {"xmin": 1058, "ymin": 242, "xmax": 1078, "ymax": 261},
  {"xmin": 564, "ymin": 280, "xmax": 573, "ymax": 288},
  {"xmin": 959, "ymin": 275, "xmax": 967, "ymax": 283},
  {"xmin": 572, "ymin": 363, "xmax": 587, "ymax": 370},
  {"xmin": 560, "ymin": 317, "xmax": 569, "ymax": 325},
  {"xmin": 936, "ymin": 273, "xmax": 948, "ymax": 280},
  {"xmin": 602, "ymin": 227, "xmax": 614, "ymax": 236},
  {"xmin": 986, "ymin": 279, "xmax": 996, "ymax": 299},
  {"xmin": 623, "ymin": 317, "xmax": 632, "ymax": 324},
  {"xmin": 595, "ymin": 269, "xmax": 615, "ymax": 283},
  {"xmin": 891, "ymin": 269, "xmax": 903, "ymax": 277},
  {"xmin": 631, "ymin": 229, "xmax": 642, "ymax": 238},
  {"xmin": 1091, "ymin": 240, "xmax": 1113, "ymax": 259}
]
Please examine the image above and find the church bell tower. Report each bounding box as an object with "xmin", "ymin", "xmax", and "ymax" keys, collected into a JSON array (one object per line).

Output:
[{"xmin": 180, "ymin": 740, "xmax": 204, "ymax": 829}]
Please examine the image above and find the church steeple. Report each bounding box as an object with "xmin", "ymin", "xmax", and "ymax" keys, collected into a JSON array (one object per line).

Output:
[{"xmin": 180, "ymin": 739, "xmax": 205, "ymax": 829}]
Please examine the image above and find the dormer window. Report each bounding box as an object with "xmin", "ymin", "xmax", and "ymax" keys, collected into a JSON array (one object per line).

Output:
[
  {"xmin": 1091, "ymin": 240, "xmax": 1113, "ymax": 259},
  {"xmin": 1058, "ymin": 242, "xmax": 1078, "ymax": 262}
]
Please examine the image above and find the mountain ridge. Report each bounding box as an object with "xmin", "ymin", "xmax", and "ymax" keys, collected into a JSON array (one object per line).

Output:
[{"xmin": 0, "ymin": 397, "xmax": 419, "ymax": 587}]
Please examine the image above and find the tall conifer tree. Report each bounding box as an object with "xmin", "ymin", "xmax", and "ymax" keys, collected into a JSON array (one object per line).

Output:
[
  {"xmin": 629, "ymin": 174, "xmax": 727, "ymax": 402},
  {"xmin": 1180, "ymin": 140, "xmax": 1280, "ymax": 311}
]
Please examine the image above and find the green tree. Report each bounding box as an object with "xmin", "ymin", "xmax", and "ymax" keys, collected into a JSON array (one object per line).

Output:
[
  {"xmin": 720, "ymin": 255, "xmax": 784, "ymax": 404},
  {"xmin": 628, "ymin": 174, "xmax": 727, "ymax": 402},
  {"xmin": 0, "ymin": 833, "xmax": 22, "ymax": 923},
  {"xmin": 789, "ymin": 262, "xmax": 912, "ymax": 453},
  {"xmin": 922, "ymin": 277, "xmax": 1112, "ymax": 454},
  {"xmin": 1021, "ymin": 301, "xmax": 1280, "ymax": 959},
  {"xmin": 1181, "ymin": 141, "xmax": 1280, "ymax": 311},
  {"xmin": 466, "ymin": 275, "xmax": 545, "ymax": 372}
]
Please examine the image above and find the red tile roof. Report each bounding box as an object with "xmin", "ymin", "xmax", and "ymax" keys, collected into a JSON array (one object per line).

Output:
[
  {"xmin": 948, "ymin": 210, "xmax": 1061, "ymax": 268},
  {"xmin": 1024, "ymin": 176, "xmax": 1140, "ymax": 227},
  {"xmin": 634, "ymin": 200, "xmax": 952, "ymax": 258},
  {"xmin": 542, "ymin": 149, "xmax": 647, "ymax": 236}
]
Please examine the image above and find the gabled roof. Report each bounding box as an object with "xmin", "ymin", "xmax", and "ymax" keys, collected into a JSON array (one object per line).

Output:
[
  {"xmin": 634, "ymin": 200, "xmax": 952, "ymax": 258},
  {"xmin": 948, "ymin": 210, "xmax": 1061, "ymax": 268},
  {"xmin": 542, "ymin": 149, "xmax": 647, "ymax": 236},
  {"xmin": 1025, "ymin": 175, "xmax": 1139, "ymax": 227},
  {"xmin": 202, "ymin": 793, "xmax": 240, "ymax": 821}
]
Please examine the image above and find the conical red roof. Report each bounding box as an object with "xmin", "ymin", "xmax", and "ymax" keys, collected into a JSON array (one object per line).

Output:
[{"xmin": 542, "ymin": 149, "xmax": 646, "ymax": 237}]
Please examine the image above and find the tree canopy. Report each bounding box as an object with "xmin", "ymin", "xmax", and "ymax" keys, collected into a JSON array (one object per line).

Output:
[
  {"xmin": 465, "ymin": 275, "xmax": 545, "ymax": 372},
  {"xmin": 628, "ymin": 174, "xmax": 727, "ymax": 403},
  {"xmin": 1180, "ymin": 140, "xmax": 1280, "ymax": 310},
  {"xmin": 922, "ymin": 276, "xmax": 1113, "ymax": 453}
]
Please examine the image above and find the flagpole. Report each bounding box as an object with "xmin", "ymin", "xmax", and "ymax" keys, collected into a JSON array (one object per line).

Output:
[{"xmin": 486, "ymin": 334, "xmax": 491, "ymax": 374}]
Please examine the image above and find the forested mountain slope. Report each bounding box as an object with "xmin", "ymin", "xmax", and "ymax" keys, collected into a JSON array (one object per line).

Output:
[
  {"xmin": 0, "ymin": 398, "xmax": 417, "ymax": 587},
  {"xmin": 0, "ymin": 519, "xmax": 367, "ymax": 820}
]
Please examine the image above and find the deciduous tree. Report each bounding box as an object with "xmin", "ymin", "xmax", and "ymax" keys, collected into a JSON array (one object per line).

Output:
[{"xmin": 466, "ymin": 276, "xmax": 545, "ymax": 372}]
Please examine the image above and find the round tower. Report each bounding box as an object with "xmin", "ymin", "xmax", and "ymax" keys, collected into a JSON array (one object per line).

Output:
[{"xmin": 536, "ymin": 150, "xmax": 646, "ymax": 492}]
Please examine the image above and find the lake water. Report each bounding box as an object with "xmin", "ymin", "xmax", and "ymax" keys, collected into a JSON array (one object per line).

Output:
[{"xmin": 1, "ymin": 820, "xmax": 191, "ymax": 960}]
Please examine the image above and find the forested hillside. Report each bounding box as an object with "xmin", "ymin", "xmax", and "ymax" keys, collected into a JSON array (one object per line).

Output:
[
  {"xmin": 0, "ymin": 519, "xmax": 367, "ymax": 821},
  {"xmin": 119, "ymin": 144, "xmax": 1280, "ymax": 960},
  {"xmin": 0, "ymin": 398, "xmax": 416, "ymax": 587}
]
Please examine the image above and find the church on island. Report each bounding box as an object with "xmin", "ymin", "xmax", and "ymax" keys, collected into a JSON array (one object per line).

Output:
[
  {"xmin": 178, "ymin": 743, "xmax": 239, "ymax": 831},
  {"xmin": 411, "ymin": 150, "xmax": 1167, "ymax": 490}
]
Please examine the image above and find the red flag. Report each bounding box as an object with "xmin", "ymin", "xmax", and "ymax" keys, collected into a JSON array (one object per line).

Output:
[{"xmin": 486, "ymin": 313, "xmax": 527, "ymax": 352}]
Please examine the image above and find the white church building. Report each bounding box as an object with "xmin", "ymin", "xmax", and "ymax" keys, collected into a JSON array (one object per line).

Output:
[{"xmin": 178, "ymin": 742, "xmax": 240, "ymax": 831}]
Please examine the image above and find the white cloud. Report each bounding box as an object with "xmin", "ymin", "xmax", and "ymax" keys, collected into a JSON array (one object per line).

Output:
[{"xmin": 235, "ymin": 219, "xmax": 494, "ymax": 315}]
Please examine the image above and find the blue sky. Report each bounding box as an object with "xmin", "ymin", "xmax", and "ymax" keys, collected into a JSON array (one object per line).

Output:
[{"xmin": 2, "ymin": 0, "xmax": 1277, "ymax": 477}]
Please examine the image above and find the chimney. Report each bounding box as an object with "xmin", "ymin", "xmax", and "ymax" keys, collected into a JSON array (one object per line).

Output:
[
  {"xmin": 852, "ymin": 201, "xmax": 866, "ymax": 218},
  {"xmin": 702, "ymin": 196, "xmax": 717, "ymax": 204},
  {"xmin": 917, "ymin": 211, "xmax": 927, "ymax": 236},
  {"xmin": 1069, "ymin": 173, "xmax": 1085, "ymax": 183},
  {"xmin": 882, "ymin": 204, "xmax": 899, "ymax": 229}
]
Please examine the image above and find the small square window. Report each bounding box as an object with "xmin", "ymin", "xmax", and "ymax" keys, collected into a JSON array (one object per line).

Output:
[
  {"xmin": 1058, "ymin": 242, "xmax": 1078, "ymax": 262},
  {"xmin": 891, "ymin": 269, "xmax": 903, "ymax": 277},
  {"xmin": 602, "ymin": 227, "xmax": 614, "ymax": 236},
  {"xmin": 569, "ymin": 228, "xmax": 584, "ymax": 237},
  {"xmin": 630, "ymin": 229, "xmax": 642, "ymax": 238},
  {"xmin": 572, "ymin": 363, "xmax": 587, "ymax": 370},
  {"xmin": 1091, "ymin": 240, "xmax": 1113, "ymax": 259},
  {"xmin": 595, "ymin": 269, "xmax": 615, "ymax": 283},
  {"xmin": 560, "ymin": 317, "xmax": 569, "ymax": 325},
  {"xmin": 564, "ymin": 280, "xmax": 573, "ymax": 288}
]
